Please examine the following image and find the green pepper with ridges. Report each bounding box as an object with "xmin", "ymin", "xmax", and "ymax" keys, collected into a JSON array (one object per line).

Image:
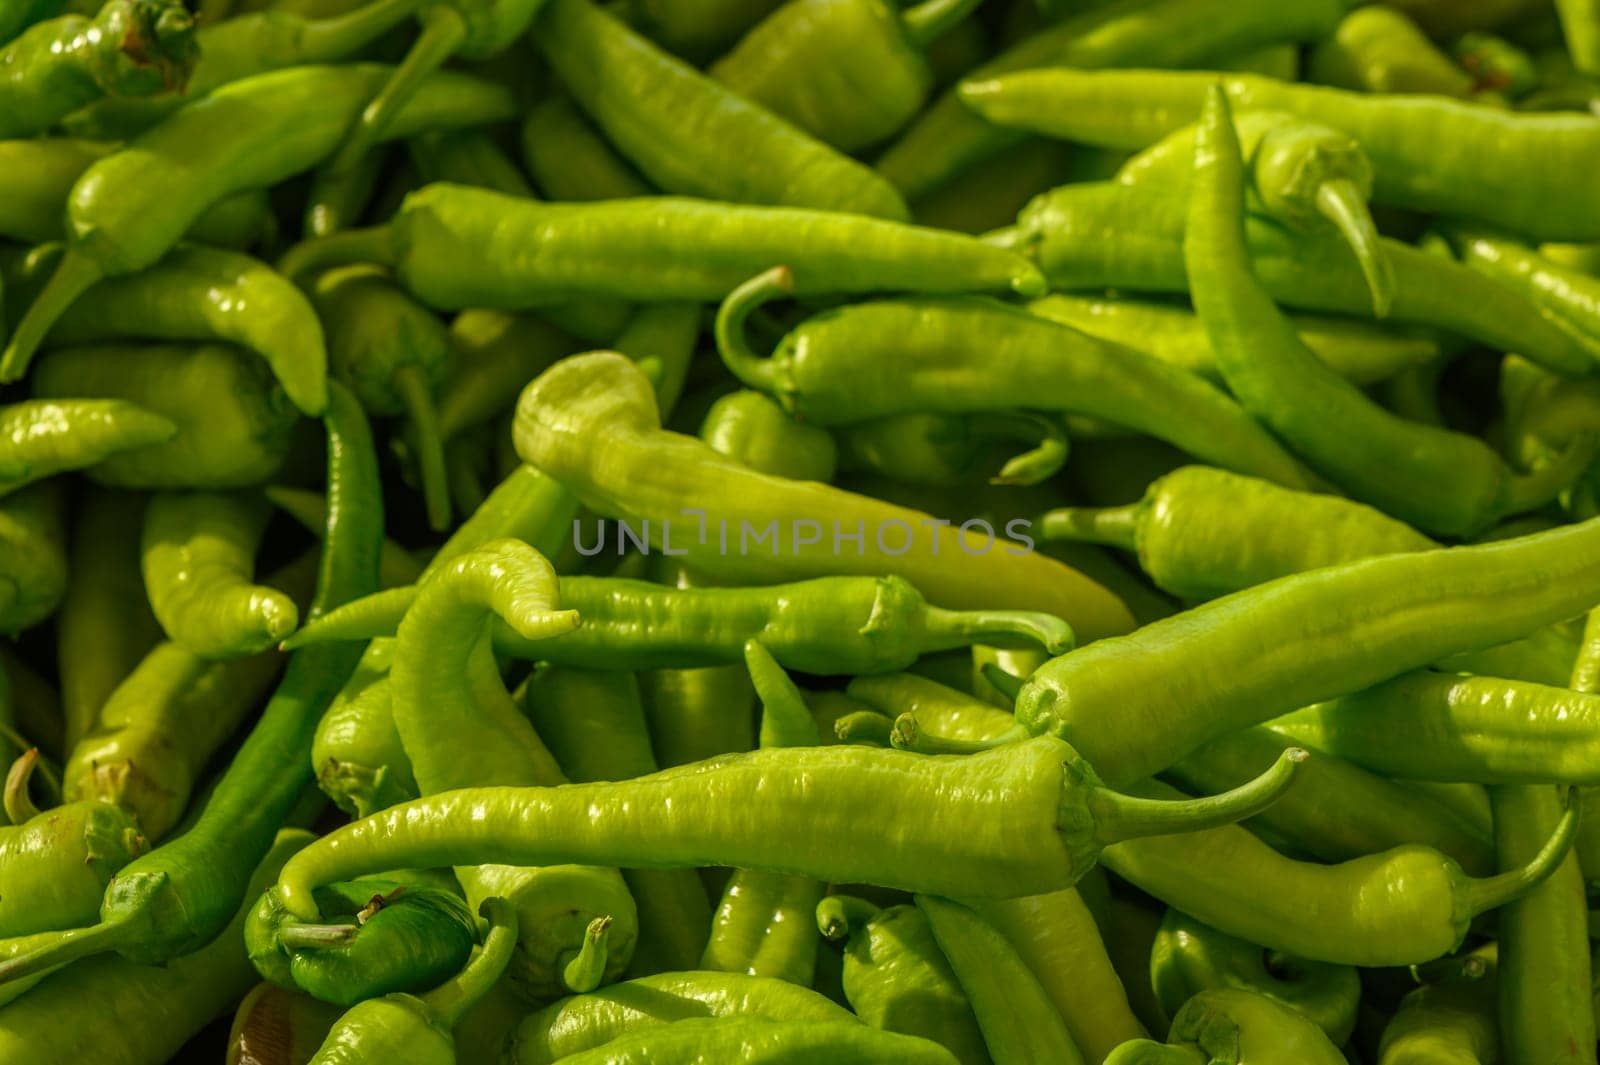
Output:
[{"xmin": 1105, "ymin": 988, "xmax": 1345, "ymax": 1065}]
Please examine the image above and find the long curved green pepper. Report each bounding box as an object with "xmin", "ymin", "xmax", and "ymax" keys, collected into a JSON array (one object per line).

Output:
[
  {"xmin": 552, "ymin": 1016, "xmax": 961, "ymax": 1064},
  {"xmin": 521, "ymin": 665, "xmax": 713, "ymax": 976},
  {"xmin": 276, "ymin": 185, "xmax": 1044, "ymax": 311},
  {"xmin": 696, "ymin": 642, "xmax": 825, "ymax": 987},
  {"xmin": 0, "ymin": 749, "xmax": 145, "ymax": 938},
  {"xmin": 1118, "ymin": 109, "xmax": 1393, "ymax": 316},
  {"xmin": 62, "ymin": 0, "xmax": 427, "ymax": 139},
  {"xmin": 1026, "ymin": 293, "xmax": 1440, "ymax": 388},
  {"xmin": 438, "ymin": 311, "xmax": 573, "ymax": 446},
  {"xmin": 1307, "ymin": 6, "xmax": 1475, "ymax": 98},
  {"xmin": 1376, "ymin": 954, "xmax": 1500, "ymax": 1064},
  {"xmin": 0, "ymin": 830, "xmax": 311, "ymax": 1065},
  {"xmin": 388, "ymin": 539, "xmax": 639, "ymax": 997},
  {"xmin": 916, "ymin": 894, "xmax": 1085, "ymax": 1065},
  {"xmin": 836, "ymin": 411, "xmax": 1066, "ymax": 488},
  {"xmin": 7, "ymin": 244, "xmax": 330, "ymax": 415},
  {"xmin": 1106, "ymin": 988, "xmax": 1345, "ymax": 1065},
  {"xmin": 716, "ymin": 271, "xmax": 1319, "ymax": 491},
  {"xmin": 1149, "ymin": 910, "xmax": 1360, "ymax": 1045},
  {"xmin": 1171, "ymin": 724, "xmax": 1497, "ymax": 874},
  {"xmin": 0, "ymin": 481, "xmax": 67, "ymax": 634},
  {"xmin": 0, "ymin": 380, "xmax": 381, "ymax": 986},
  {"xmin": 535, "ymin": 0, "xmax": 906, "ymax": 219},
  {"xmin": 303, "ymin": 896, "xmax": 519, "ymax": 1065},
  {"xmin": 963, "ymin": 65, "xmax": 1600, "ymax": 243},
  {"xmin": 141, "ymin": 490, "xmax": 299, "ymax": 658},
  {"xmin": 30, "ymin": 342, "xmax": 298, "ymax": 488},
  {"xmin": 814, "ymin": 896, "xmax": 988, "ymax": 1065},
  {"xmin": 1013, "ymin": 514, "xmax": 1600, "ymax": 787},
  {"xmin": 509, "ymin": 970, "xmax": 853, "ymax": 1065},
  {"xmin": 310, "ymin": 265, "xmax": 454, "ymax": 531},
  {"xmin": 267, "ymin": 487, "xmax": 424, "ymax": 591},
  {"xmin": 512, "ymin": 352, "xmax": 1132, "ymax": 641},
  {"xmin": 272, "ymin": 738, "xmax": 1304, "ymax": 919},
  {"xmin": 247, "ymin": 875, "xmax": 477, "ymax": 1007},
  {"xmin": 1103, "ymin": 779, "xmax": 1577, "ymax": 967},
  {"xmin": 0, "ymin": 0, "xmax": 196, "ymax": 139},
  {"xmin": 311, "ymin": 639, "xmax": 417, "ymax": 818},
  {"xmin": 407, "ymin": 128, "xmax": 534, "ymax": 199},
  {"xmin": 1446, "ymin": 223, "xmax": 1600, "ymax": 369},
  {"xmin": 707, "ymin": 0, "xmax": 979, "ymax": 153},
  {"xmin": 1000, "ymin": 180, "xmax": 1593, "ymax": 378},
  {"xmin": 0, "ymin": 64, "xmax": 515, "ymax": 381},
  {"xmin": 0, "ymin": 399, "xmax": 175, "ymax": 498},
  {"xmin": 1180, "ymin": 97, "xmax": 1568, "ymax": 545},
  {"xmin": 518, "ymin": 92, "xmax": 652, "ymax": 202}
]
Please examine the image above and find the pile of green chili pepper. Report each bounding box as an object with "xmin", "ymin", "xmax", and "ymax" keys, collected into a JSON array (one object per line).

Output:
[{"xmin": 9, "ymin": 1, "xmax": 1600, "ymax": 1061}]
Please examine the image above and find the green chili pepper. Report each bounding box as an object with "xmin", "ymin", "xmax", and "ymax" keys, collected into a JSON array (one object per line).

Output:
[
  {"xmin": 1150, "ymin": 909, "xmax": 1360, "ymax": 1045},
  {"xmin": 707, "ymin": 0, "xmax": 979, "ymax": 153},
  {"xmin": 1445, "ymin": 223, "xmax": 1600, "ymax": 369},
  {"xmin": 311, "ymin": 265, "xmax": 453, "ymax": 530},
  {"xmin": 1000, "ymin": 179, "xmax": 1592, "ymax": 378},
  {"xmin": 836, "ymin": 411, "xmax": 1066, "ymax": 488},
  {"xmin": 962, "ymin": 65, "xmax": 1600, "ymax": 243},
  {"xmin": 271, "ymin": 737, "xmax": 1303, "ymax": 918},
  {"xmin": 0, "ymin": 380, "xmax": 380, "ymax": 985},
  {"xmin": 302, "ymin": 896, "xmax": 519, "ymax": 1065},
  {"xmin": 518, "ymin": 93, "xmax": 652, "ymax": 202},
  {"xmin": 247, "ymin": 875, "xmax": 477, "ymax": 1006},
  {"xmin": 1106, "ymin": 987, "xmax": 1345, "ymax": 1064},
  {"xmin": 544, "ymin": 1016, "xmax": 960, "ymax": 1064},
  {"xmin": 0, "ymin": 63, "xmax": 515, "ymax": 379},
  {"xmin": 716, "ymin": 271, "xmax": 1318, "ymax": 490},
  {"xmin": 846, "ymin": 672, "xmax": 1014, "ymax": 749},
  {"xmin": 877, "ymin": 0, "xmax": 1342, "ymax": 201},
  {"xmin": 6, "ymin": 244, "xmax": 329, "ymax": 415},
  {"xmin": 521, "ymin": 665, "xmax": 713, "ymax": 976},
  {"xmin": 0, "ymin": 0, "xmax": 66, "ymax": 42},
  {"xmin": 388, "ymin": 539, "xmax": 638, "ymax": 997},
  {"xmin": 0, "ymin": 749, "xmax": 145, "ymax": 938},
  {"xmin": 30, "ymin": 343, "xmax": 299, "ymax": 488},
  {"xmin": 815, "ymin": 895, "xmax": 989, "ymax": 1065},
  {"xmin": 916, "ymin": 894, "xmax": 1085, "ymax": 1064},
  {"xmin": 277, "ymin": 186, "xmax": 1045, "ymax": 309},
  {"xmin": 226, "ymin": 981, "xmax": 344, "ymax": 1065},
  {"xmin": 617, "ymin": 0, "xmax": 781, "ymax": 59},
  {"xmin": 1118, "ymin": 109, "xmax": 1393, "ymax": 315},
  {"xmin": 0, "ymin": 399, "xmax": 176, "ymax": 498},
  {"xmin": 1559, "ymin": 0, "xmax": 1600, "ymax": 75},
  {"xmin": 140, "ymin": 490, "xmax": 299, "ymax": 658},
  {"xmin": 0, "ymin": 829, "xmax": 311, "ymax": 1065},
  {"xmin": 511, "ymin": 352, "xmax": 1131, "ymax": 641},
  {"xmin": 437, "ymin": 312, "xmax": 571, "ymax": 447},
  {"xmin": 0, "ymin": 481, "xmax": 67, "ymax": 635},
  {"xmin": 310, "ymin": 638, "xmax": 416, "ymax": 818},
  {"xmin": 535, "ymin": 0, "xmax": 907, "ymax": 219},
  {"xmin": 1307, "ymin": 5, "xmax": 1475, "ymax": 97},
  {"xmin": 407, "ymin": 127, "xmax": 532, "ymax": 198},
  {"xmin": 0, "ymin": 0, "xmax": 196, "ymax": 140},
  {"xmin": 1027, "ymin": 294, "xmax": 1440, "ymax": 388},
  {"xmin": 1103, "ymin": 778, "xmax": 1576, "ymax": 967},
  {"xmin": 1273, "ymin": 670, "xmax": 1600, "ymax": 785},
  {"xmin": 509, "ymin": 970, "xmax": 853, "ymax": 1064},
  {"xmin": 1170, "ymin": 723, "xmax": 1497, "ymax": 875},
  {"xmin": 1377, "ymin": 955, "xmax": 1500, "ymax": 1064},
  {"xmin": 267, "ymin": 487, "xmax": 424, "ymax": 591},
  {"xmin": 61, "ymin": 0, "xmax": 425, "ymax": 139}
]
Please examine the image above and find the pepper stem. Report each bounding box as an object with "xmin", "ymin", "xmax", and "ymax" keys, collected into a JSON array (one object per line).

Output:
[
  {"xmin": 968, "ymin": 412, "xmax": 1070, "ymax": 486},
  {"xmin": 0, "ymin": 249, "xmax": 106, "ymax": 383},
  {"xmin": 833, "ymin": 711, "xmax": 895, "ymax": 747},
  {"xmin": 891, "ymin": 714, "xmax": 1029, "ymax": 754},
  {"xmin": 900, "ymin": 0, "xmax": 982, "ymax": 48},
  {"xmin": 815, "ymin": 895, "xmax": 880, "ymax": 940},
  {"xmin": 1088, "ymin": 748, "xmax": 1307, "ymax": 844},
  {"xmin": 557, "ymin": 915, "xmax": 613, "ymax": 994},
  {"xmin": 714, "ymin": 266, "xmax": 791, "ymax": 392},
  {"xmin": 310, "ymin": 3, "xmax": 469, "ymax": 234},
  {"xmin": 747, "ymin": 641, "xmax": 820, "ymax": 749},
  {"xmin": 279, "ymin": 585, "xmax": 417, "ymax": 650},
  {"xmin": 1502, "ymin": 431, "xmax": 1600, "ymax": 516},
  {"xmin": 920, "ymin": 605, "xmax": 1075, "ymax": 656},
  {"xmin": 1456, "ymin": 796, "xmax": 1580, "ymax": 919},
  {"xmin": 3, "ymin": 749, "xmax": 41, "ymax": 825},
  {"xmin": 393, "ymin": 365, "xmax": 453, "ymax": 533},
  {"xmin": 298, "ymin": 0, "xmax": 428, "ymax": 61},
  {"xmin": 0, "ymin": 920, "xmax": 134, "ymax": 987},
  {"xmin": 1037, "ymin": 505, "xmax": 1140, "ymax": 550},
  {"xmin": 978, "ymin": 662, "xmax": 1024, "ymax": 703},
  {"xmin": 1315, "ymin": 178, "xmax": 1395, "ymax": 319},
  {"xmin": 276, "ymin": 226, "xmax": 399, "ymax": 283},
  {"xmin": 421, "ymin": 897, "xmax": 520, "ymax": 1029},
  {"xmin": 276, "ymin": 922, "xmax": 360, "ymax": 950}
]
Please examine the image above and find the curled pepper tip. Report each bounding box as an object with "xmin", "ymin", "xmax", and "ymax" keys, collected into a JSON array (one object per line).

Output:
[{"xmin": 3, "ymin": 748, "xmax": 42, "ymax": 825}]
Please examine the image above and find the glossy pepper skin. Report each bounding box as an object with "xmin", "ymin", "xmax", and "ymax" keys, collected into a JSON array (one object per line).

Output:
[
  {"xmin": 512, "ymin": 352, "xmax": 1132, "ymax": 643},
  {"xmin": 542, "ymin": 1016, "xmax": 960, "ymax": 1065},
  {"xmin": 1106, "ymin": 988, "xmax": 1345, "ymax": 1065},
  {"xmin": 1150, "ymin": 910, "xmax": 1360, "ymax": 1045},
  {"xmin": 0, "ymin": 481, "xmax": 67, "ymax": 634},
  {"xmin": 1308, "ymin": 6, "xmax": 1475, "ymax": 97},
  {"xmin": 507, "ymin": 970, "xmax": 853, "ymax": 1065},
  {"xmin": 1376, "ymin": 958, "xmax": 1499, "ymax": 1064},
  {"xmin": 717, "ymin": 273, "xmax": 1317, "ymax": 491},
  {"xmin": 518, "ymin": 92, "xmax": 651, "ymax": 202},
  {"xmin": 0, "ymin": 399, "xmax": 175, "ymax": 498},
  {"xmin": 247, "ymin": 876, "xmax": 476, "ymax": 1007},
  {"xmin": 0, "ymin": 0, "xmax": 196, "ymax": 139}
]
